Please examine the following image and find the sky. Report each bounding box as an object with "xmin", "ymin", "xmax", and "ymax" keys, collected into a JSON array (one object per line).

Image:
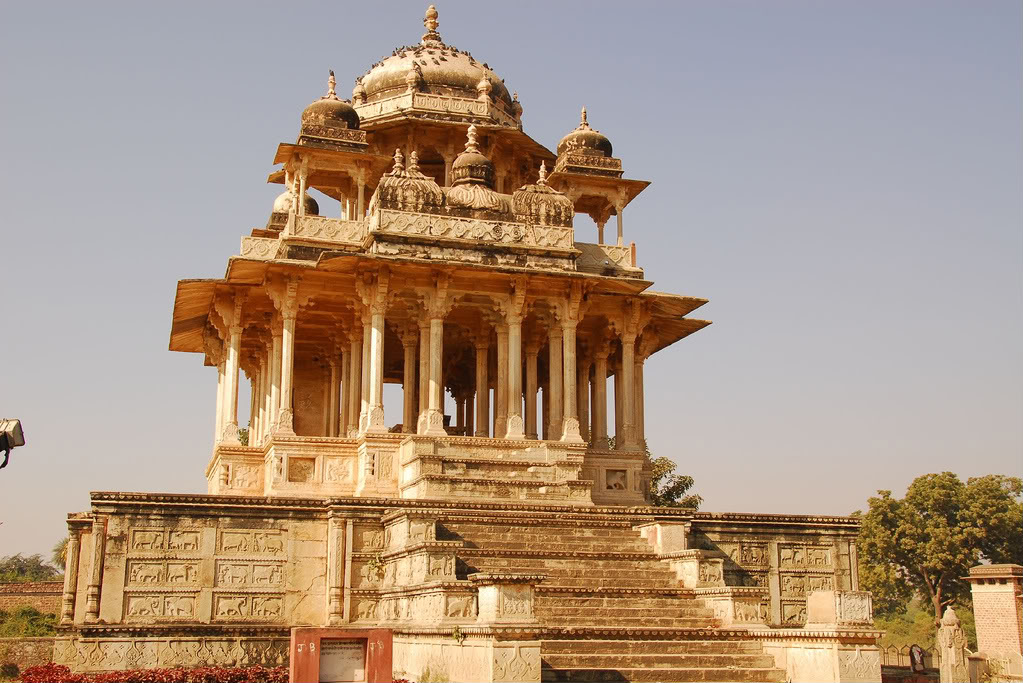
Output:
[{"xmin": 1, "ymin": 1, "xmax": 1020, "ymax": 560}]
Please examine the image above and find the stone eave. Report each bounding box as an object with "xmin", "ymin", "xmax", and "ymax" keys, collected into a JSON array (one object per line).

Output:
[
  {"xmin": 168, "ymin": 278, "xmax": 220, "ymax": 354},
  {"xmin": 691, "ymin": 511, "xmax": 862, "ymax": 529},
  {"xmin": 547, "ymin": 170, "xmax": 651, "ymax": 210}
]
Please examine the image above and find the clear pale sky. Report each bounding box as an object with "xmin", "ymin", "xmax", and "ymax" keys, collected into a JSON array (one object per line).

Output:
[{"xmin": 1, "ymin": 2, "xmax": 1020, "ymax": 559}]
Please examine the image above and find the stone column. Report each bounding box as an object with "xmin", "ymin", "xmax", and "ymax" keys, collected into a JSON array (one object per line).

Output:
[
  {"xmin": 340, "ymin": 343, "xmax": 350, "ymax": 436},
  {"xmin": 417, "ymin": 320, "xmax": 430, "ymax": 434},
  {"xmin": 425, "ymin": 313, "xmax": 447, "ymax": 436},
  {"xmin": 615, "ymin": 199, "xmax": 624, "ymax": 246},
  {"xmin": 524, "ymin": 341, "xmax": 539, "ymax": 440},
  {"xmin": 298, "ymin": 157, "xmax": 309, "ymax": 216},
  {"xmin": 214, "ymin": 359, "xmax": 226, "ymax": 443},
  {"xmin": 84, "ymin": 516, "xmax": 105, "ymax": 623},
  {"xmin": 578, "ymin": 356, "xmax": 591, "ymax": 443},
  {"xmin": 591, "ymin": 345, "xmax": 609, "ymax": 447},
  {"xmin": 495, "ymin": 324, "xmax": 509, "ymax": 438},
  {"xmin": 60, "ymin": 528, "xmax": 82, "ymax": 623},
  {"xmin": 561, "ymin": 319, "xmax": 583, "ymax": 442},
  {"xmin": 635, "ymin": 356, "xmax": 646, "ymax": 447},
  {"xmin": 259, "ymin": 353, "xmax": 270, "ymax": 444},
  {"xmin": 270, "ymin": 317, "xmax": 283, "ymax": 433},
  {"xmin": 359, "ymin": 311, "xmax": 371, "ymax": 432},
  {"xmin": 621, "ymin": 331, "xmax": 638, "ymax": 449},
  {"xmin": 328, "ymin": 357, "xmax": 340, "ymax": 437},
  {"xmin": 540, "ymin": 383, "xmax": 549, "ymax": 440},
  {"xmin": 548, "ymin": 326, "xmax": 563, "ymax": 441},
  {"xmin": 455, "ymin": 396, "xmax": 465, "ymax": 432},
  {"xmin": 614, "ymin": 361, "xmax": 624, "ymax": 449},
  {"xmin": 474, "ymin": 339, "xmax": 490, "ymax": 437},
  {"xmin": 465, "ymin": 393, "xmax": 474, "ymax": 437},
  {"xmin": 356, "ymin": 168, "xmax": 367, "ymax": 219},
  {"xmin": 222, "ymin": 320, "xmax": 243, "ymax": 443},
  {"xmin": 248, "ymin": 367, "xmax": 260, "ymax": 441},
  {"xmin": 279, "ymin": 306, "xmax": 297, "ymax": 435},
  {"xmin": 347, "ymin": 322, "xmax": 362, "ymax": 437},
  {"xmin": 366, "ymin": 299, "xmax": 388, "ymax": 433},
  {"xmin": 401, "ymin": 328, "xmax": 418, "ymax": 433},
  {"xmin": 506, "ymin": 314, "xmax": 525, "ymax": 440},
  {"xmin": 597, "ymin": 218, "xmax": 607, "ymax": 246}
]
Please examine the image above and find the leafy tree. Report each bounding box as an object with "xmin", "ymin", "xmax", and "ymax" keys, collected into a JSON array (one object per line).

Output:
[
  {"xmin": 858, "ymin": 472, "xmax": 1022, "ymax": 625},
  {"xmin": 51, "ymin": 537, "xmax": 68, "ymax": 570},
  {"xmin": 648, "ymin": 456, "xmax": 702, "ymax": 508},
  {"xmin": 239, "ymin": 427, "xmax": 249, "ymax": 446},
  {"xmin": 0, "ymin": 554, "xmax": 61, "ymax": 583},
  {"xmin": 0, "ymin": 606, "xmax": 57, "ymax": 637}
]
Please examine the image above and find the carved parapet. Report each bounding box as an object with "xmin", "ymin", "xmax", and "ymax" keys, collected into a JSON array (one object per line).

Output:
[
  {"xmin": 575, "ymin": 241, "xmax": 639, "ymax": 275},
  {"xmin": 240, "ymin": 236, "xmax": 280, "ymax": 261},
  {"xmin": 806, "ymin": 590, "xmax": 873, "ymax": 629},
  {"xmin": 290, "ymin": 216, "xmax": 367, "ymax": 246},
  {"xmin": 354, "ymin": 91, "xmax": 519, "ymax": 128},
  {"xmin": 661, "ymin": 549, "xmax": 726, "ymax": 588},
  {"xmin": 370, "ymin": 209, "xmax": 575, "ymax": 252},
  {"xmin": 382, "ymin": 510, "xmax": 438, "ymax": 551}
]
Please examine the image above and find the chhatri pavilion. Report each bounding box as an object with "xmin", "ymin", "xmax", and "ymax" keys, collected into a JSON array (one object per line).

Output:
[{"xmin": 57, "ymin": 7, "xmax": 882, "ymax": 682}]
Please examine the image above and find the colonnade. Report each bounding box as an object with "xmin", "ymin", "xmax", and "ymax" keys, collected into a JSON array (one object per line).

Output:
[{"xmin": 209, "ymin": 278, "xmax": 650, "ymax": 452}]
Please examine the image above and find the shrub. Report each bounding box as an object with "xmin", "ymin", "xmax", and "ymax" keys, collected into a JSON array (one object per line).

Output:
[{"xmin": 1, "ymin": 663, "xmax": 20, "ymax": 681}]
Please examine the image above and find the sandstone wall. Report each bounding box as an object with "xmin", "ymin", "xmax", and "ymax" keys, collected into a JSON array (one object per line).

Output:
[
  {"xmin": 0, "ymin": 582, "xmax": 62, "ymax": 613},
  {"xmin": 0, "ymin": 637, "xmax": 54, "ymax": 672}
]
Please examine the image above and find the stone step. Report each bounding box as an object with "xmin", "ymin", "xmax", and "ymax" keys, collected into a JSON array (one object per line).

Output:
[
  {"xmin": 540, "ymin": 666, "xmax": 785, "ymax": 682},
  {"xmin": 458, "ymin": 556, "xmax": 672, "ymax": 572},
  {"xmin": 542, "ymin": 653, "xmax": 778, "ymax": 669},
  {"xmin": 540, "ymin": 616, "xmax": 717, "ymax": 628},
  {"xmin": 541, "ymin": 640, "xmax": 767, "ymax": 656},
  {"xmin": 535, "ymin": 606, "xmax": 717, "ymax": 620},
  {"xmin": 451, "ymin": 538, "xmax": 655, "ymax": 552},
  {"xmin": 536, "ymin": 597, "xmax": 708, "ymax": 611}
]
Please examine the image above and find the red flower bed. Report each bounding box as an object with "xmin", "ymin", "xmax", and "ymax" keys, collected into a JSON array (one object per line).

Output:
[{"xmin": 19, "ymin": 663, "xmax": 289, "ymax": 683}]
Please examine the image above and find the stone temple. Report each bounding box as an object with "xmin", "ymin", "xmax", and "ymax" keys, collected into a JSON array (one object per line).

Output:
[{"xmin": 56, "ymin": 7, "xmax": 882, "ymax": 682}]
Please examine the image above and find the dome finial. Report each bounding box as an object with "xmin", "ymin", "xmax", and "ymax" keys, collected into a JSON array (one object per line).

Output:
[
  {"xmin": 465, "ymin": 124, "xmax": 480, "ymax": 153},
  {"xmin": 538, "ymin": 161, "xmax": 548, "ymax": 186},
  {"xmin": 325, "ymin": 70, "xmax": 337, "ymax": 100},
  {"xmin": 391, "ymin": 148, "xmax": 405, "ymax": 175},
  {"xmin": 580, "ymin": 106, "xmax": 590, "ymax": 129},
  {"xmin": 422, "ymin": 4, "xmax": 442, "ymax": 44}
]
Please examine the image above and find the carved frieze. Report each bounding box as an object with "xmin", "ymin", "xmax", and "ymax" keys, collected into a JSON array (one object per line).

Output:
[
  {"xmin": 373, "ymin": 209, "xmax": 574, "ymax": 250},
  {"xmin": 217, "ymin": 529, "xmax": 286, "ymax": 556},
  {"xmin": 292, "ymin": 216, "xmax": 366, "ymax": 244},
  {"xmin": 213, "ymin": 593, "xmax": 284, "ymax": 621},
  {"xmin": 129, "ymin": 529, "xmax": 201, "ymax": 554},
  {"xmin": 124, "ymin": 594, "xmax": 197, "ymax": 621},
  {"xmin": 215, "ymin": 560, "xmax": 284, "ymax": 587},
  {"xmin": 779, "ymin": 543, "xmax": 833, "ymax": 569},
  {"xmin": 240, "ymin": 236, "xmax": 279, "ymax": 260}
]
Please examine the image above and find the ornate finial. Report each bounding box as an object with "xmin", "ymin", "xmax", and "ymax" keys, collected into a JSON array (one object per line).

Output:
[
  {"xmin": 537, "ymin": 161, "xmax": 548, "ymax": 186},
  {"xmin": 325, "ymin": 70, "xmax": 337, "ymax": 99},
  {"xmin": 391, "ymin": 148, "xmax": 405, "ymax": 175},
  {"xmin": 465, "ymin": 124, "xmax": 479, "ymax": 153},
  {"xmin": 476, "ymin": 74, "xmax": 492, "ymax": 101},
  {"xmin": 408, "ymin": 151, "xmax": 421, "ymax": 175},
  {"xmin": 580, "ymin": 106, "xmax": 590, "ymax": 129},
  {"xmin": 422, "ymin": 4, "xmax": 442, "ymax": 44}
]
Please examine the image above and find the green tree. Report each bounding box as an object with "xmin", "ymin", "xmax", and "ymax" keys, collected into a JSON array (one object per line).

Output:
[
  {"xmin": 51, "ymin": 537, "xmax": 68, "ymax": 570},
  {"xmin": 0, "ymin": 554, "xmax": 62, "ymax": 583},
  {"xmin": 858, "ymin": 472, "xmax": 1022, "ymax": 625},
  {"xmin": 648, "ymin": 456, "xmax": 702, "ymax": 508}
]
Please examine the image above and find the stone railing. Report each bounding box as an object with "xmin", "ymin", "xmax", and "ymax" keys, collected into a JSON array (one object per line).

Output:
[
  {"xmin": 575, "ymin": 241, "xmax": 637, "ymax": 272},
  {"xmin": 356, "ymin": 92, "xmax": 518, "ymax": 127},
  {"xmin": 240, "ymin": 236, "xmax": 279, "ymax": 260},
  {"xmin": 291, "ymin": 215, "xmax": 367, "ymax": 245},
  {"xmin": 372, "ymin": 209, "xmax": 575, "ymax": 251}
]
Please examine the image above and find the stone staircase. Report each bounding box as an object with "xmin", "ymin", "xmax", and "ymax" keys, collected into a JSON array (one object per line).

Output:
[{"xmin": 436, "ymin": 514, "xmax": 786, "ymax": 683}]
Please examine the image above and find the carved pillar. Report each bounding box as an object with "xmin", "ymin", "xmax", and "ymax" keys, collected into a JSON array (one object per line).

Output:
[
  {"xmin": 548, "ymin": 326, "xmax": 563, "ymax": 441},
  {"xmin": 326, "ymin": 358, "xmax": 337, "ymax": 437},
  {"xmin": 270, "ymin": 317, "xmax": 283, "ymax": 433},
  {"xmin": 597, "ymin": 218, "xmax": 607, "ymax": 246},
  {"xmin": 474, "ymin": 339, "xmax": 490, "ymax": 437},
  {"xmin": 592, "ymin": 344, "xmax": 609, "ymax": 446},
  {"xmin": 298, "ymin": 156, "xmax": 309, "ymax": 216},
  {"xmin": 425, "ymin": 313, "xmax": 446, "ymax": 435},
  {"xmin": 417, "ymin": 320, "xmax": 430, "ymax": 434},
  {"xmin": 259, "ymin": 353, "xmax": 270, "ymax": 444},
  {"xmin": 495, "ymin": 324, "xmax": 509, "ymax": 438},
  {"xmin": 635, "ymin": 356, "xmax": 646, "ymax": 446},
  {"xmin": 525, "ymin": 341, "xmax": 539, "ymax": 440},
  {"xmin": 614, "ymin": 361, "xmax": 624, "ymax": 449},
  {"xmin": 578, "ymin": 356, "xmax": 591, "ymax": 443},
  {"xmin": 84, "ymin": 516, "xmax": 106, "ymax": 623},
  {"xmin": 506, "ymin": 313, "xmax": 525, "ymax": 440},
  {"xmin": 359, "ymin": 310, "xmax": 371, "ymax": 432},
  {"xmin": 340, "ymin": 339, "xmax": 350, "ymax": 436},
  {"xmin": 222, "ymin": 319, "xmax": 243, "ymax": 443},
  {"xmin": 347, "ymin": 321, "xmax": 362, "ymax": 437},
  {"xmin": 541, "ymin": 383, "xmax": 549, "ymax": 440},
  {"xmin": 214, "ymin": 359, "xmax": 226, "ymax": 443},
  {"xmin": 621, "ymin": 332, "xmax": 637, "ymax": 449},
  {"xmin": 327, "ymin": 513, "xmax": 345, "ymax": 624},
  {"xmin": 401, "ymin": 327, "xmax": 418, "ymax": 433},
  {"xmin": 455, "ymin": 396, "xmax": 465, "ymax": 431},
  {"xmin": 60, "ymin": 527, "xmax": 82, "ymax": 623},
  {"xmin": 356, "ymin": 168, "xmax": 367, "ymax": 219},
  {"xmin": 615, "ymin": 199, "xmax": 624, "ymax": 246},
  {"xmin": 279, "ymin": 305, "xmax": 297, "ymax": 435},
  {"xmin": 465, "ymin": 392, "xmax": 474, "ymax": 436},
  {"xmin": 366, "ymin": 305, "xmax": 387, "ymax": 433},
  {"xmin": 561, "ymin": 319, "xmax": 582, "ymax": 442}
]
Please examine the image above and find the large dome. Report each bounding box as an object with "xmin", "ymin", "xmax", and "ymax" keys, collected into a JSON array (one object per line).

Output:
[{"xmin": 355, "ymin": 5, "xmax": 515, "ymax": 113}]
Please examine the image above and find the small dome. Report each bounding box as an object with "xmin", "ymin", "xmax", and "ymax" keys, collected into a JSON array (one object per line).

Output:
[
  {"xmin": 301, "ymin": 72, "xmax": 360, "ymax": 130},
  {"xmin": 557, "ymin": 107, "xmax": 612, "ymax": 158},
  {"xmin": 451, "ymin": 125, "xmax": 494, "ymax": 188},
  {"xmin": 272, "ymin": 190, "xmax": 319, "ymax": 216}
]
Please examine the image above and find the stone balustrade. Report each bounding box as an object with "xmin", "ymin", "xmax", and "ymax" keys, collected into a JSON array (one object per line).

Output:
[
  {"xmin": 370, "ymin": 209, "xmax": 575, "ymax": 251},
  {"xmin": 575, "ymin": 241, "xmax": 638, "ymax": 273}
]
